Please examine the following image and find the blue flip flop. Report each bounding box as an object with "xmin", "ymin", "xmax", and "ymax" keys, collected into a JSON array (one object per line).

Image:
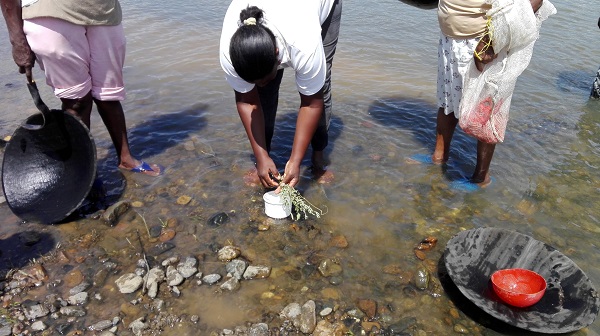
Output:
[
  {"xmin": 449, "ymin": 177, "xmax": 494, "ymax": 192},
  {"xmin": 128, "ymin": 161, "xmax": 163, "ymax": 176},
  {"xmin": 408, "ymin": 153, "xmax": 434, "ymax": 165}
]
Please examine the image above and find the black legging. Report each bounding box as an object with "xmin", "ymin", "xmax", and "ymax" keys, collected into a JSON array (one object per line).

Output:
[{"xmin": 257, "ymin": 0, "xmax": 343, "ymax": 153}]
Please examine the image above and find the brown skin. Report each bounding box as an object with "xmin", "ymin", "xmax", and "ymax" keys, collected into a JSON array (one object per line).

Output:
[
  {"xmin": 1, "ymin": 0, "xmax": 160, "ymax": 176},
  {"xmin": 1, "ymin": 0, "xmax": 34, "ymax": 79},
  {"xmin": 235, "ymin": 57, "xmax": 323, "ymax": 189},
  {"xmin": 433, "ymin": 0, "xmax": 542, "ymax": 185},
  {"xmin": 474, "ymin": 0, "xmax": 543, "ymax": 71},
  {"xmin": 235, "ymin": 87, "xmax": 323, "ymax": 190}
]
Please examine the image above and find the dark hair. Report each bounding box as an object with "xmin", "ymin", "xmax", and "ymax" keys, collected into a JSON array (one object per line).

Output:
[{"xmin": 229, "ymin": 6, "xmax": 278, "ymax": 82}]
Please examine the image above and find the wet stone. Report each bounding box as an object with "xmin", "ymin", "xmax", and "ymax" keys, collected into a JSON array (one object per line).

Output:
[
  {"xmin": 207, "ymin": 212, "xmax": 229, "ymax": 227},
  {"xmin": 93, "ymin": 269, "xmax": 109, "ymax": 287},
  {"xmin": 388, "ymin": 317, "xmax": 417, "ymax": 334},
  {"xmin": 55, "ymin": 323, "xmax": 72, "ymax": 335},
  {"xmin": 102, "ymin": 200, "xmax": 130, "ymax": 226},
  {"xmin": 287, "ymin": 268, "xmax": 302, "ymax": 281},
  {"xmin": 454, "ymin": 324, "xmax": 469, "ymax": 334},
  {"xmin": 24, "ymin": 303, "xmax": 49, "ymax": 320},
  {"xmin": 31, "ymin": 321, "xmax": 46, "ymax": 331},
  {"xmin": 69, "ymin": 281, "xmax": 91, "ymax": 295},
  {"xmin": 149, "ymin": 225, "xmax": 162, "ymax": 238},
  {"xmin": 317, "ymin": 258, "xmax": 343, "ymax": 277},
  {"xmin": 177, "ymin": 256, "xmax": 198, "ymax": 278},
  {"xmin": 356, "ymin": 298, "xmax": 377, "ymax": 319},
  {"xmin": 60, "ymin": 306, "xmax": 86, "ymax": 317},
  {"xmin": 218, "ymin": 245, "xmax": 241, "ymax": 262},
  {"xmin": 302, "ymin": 264, "xmax": 316, "ymax": 278},
  {"xmin": 162, "ymin": 256, "xmax": 179, "ymax": 267},
  {"xmin": 88, "ymin": 320, "xmax": 113, "ymax": 332},
  {"xmin": 129, "ymin": 317, "xmax": 149, "ymax": 336},
  {"xmin": 176, "ymin": 195, "xmax": 192, "ymax": 205},
  {"xmin": 98, "ymin": 332, "xmax": 115, "ymax": 336},
  {"xmin": 329, "ymin": 235, "xmax": 349, "ymax": 248},
  {"xmin": 220, "ymin": 276, "xmax": 240, "ymax": 291},
  {"xmin": 166, "ymin": 266, "xmax": 184, "ymax": 286},
  {"xmin": 248, "ymin": 323, "xmax": 269, "ymax": 336},
  {"xmin": 159, "ymin": 228, "xmax": 176, "ymax": 242},
  {"xmin": 148, "ymin": 242, "xmax": 175, "ymax": 256},
  {"xmin": 226, "ymin": 259, "xmax": 247, "ymax": 280},
  {"xmin": 243, "ymin": 265, "xmax": 270, "ymax": 279},
  {"xmin": 67, "ymin": 292, "xmax": 88, "ymax": 305},
  {"xmin": 115, "ymin": 273, "xmax": 143, "ymax": 294},
  {"xmin": 319, "ymin": 307, "xmax": 333, "ymax": 317},
  {"xmin": 202, "ymin": 274, "xmax": 221, "ymax": 285},
  {"xmin": 299, "ymin": 300, "xmax": 317, "ymax": 334},
  {"xmin": 414, "ymin": 267, "xmax": 429, "ymax": 290}
]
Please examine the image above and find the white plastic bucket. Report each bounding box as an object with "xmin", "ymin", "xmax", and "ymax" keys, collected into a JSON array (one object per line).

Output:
[{"xmin": 263, "ymin": 191, "xmax": 291, "ymax": 219}]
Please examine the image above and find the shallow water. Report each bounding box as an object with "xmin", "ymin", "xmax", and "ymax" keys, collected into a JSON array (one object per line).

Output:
[{"xmin": 1, "ymin": 0, "xmax": 599, "ymax": 334}]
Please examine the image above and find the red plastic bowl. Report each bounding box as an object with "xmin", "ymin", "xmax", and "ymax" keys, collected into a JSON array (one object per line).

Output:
[{"xmin": 491, "ymin": 269, "xmax": 546, "ymax": 308}]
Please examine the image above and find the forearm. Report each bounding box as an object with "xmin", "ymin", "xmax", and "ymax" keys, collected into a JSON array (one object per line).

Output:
[
  {"xmin": 289, "ymin": 92, "xmax": 323, "ymax": 164},
  {"xmin": 1, "ymin": 0, "xmax": 25, "ymax": 45},
  {"xmin": 235, "ymin": 89, "xmax": 270, "ymax": 161}
]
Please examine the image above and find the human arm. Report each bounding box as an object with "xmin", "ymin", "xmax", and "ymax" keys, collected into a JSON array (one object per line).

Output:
[
  {"xmin": 529, "ymin": 0, "xmax": 543, "ymax": 13},
  {"xmin": 0, "ymin": 0, "xmax": 34, "ymax": 79},
  {"xmin": 280, "ymin": 90, "xmax": 323, "ymax": 188},
  {"xmin": 474, "ymin": 0, "xmax": 544, "ymax": 71},
  {"xmin": 235, "ymin": 88, "xmax": 280, "ymax": 189}
]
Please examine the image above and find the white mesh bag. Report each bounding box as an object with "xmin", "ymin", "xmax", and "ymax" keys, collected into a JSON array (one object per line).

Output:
[{"xmin": 458, "ymin": 0, "xmax": 556, "ymax": 143}]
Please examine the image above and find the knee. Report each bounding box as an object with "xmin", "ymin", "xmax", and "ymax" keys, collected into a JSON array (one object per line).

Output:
[{"xmin": 61, "ymin": 92, "xmax": 93, "ymax": 116}]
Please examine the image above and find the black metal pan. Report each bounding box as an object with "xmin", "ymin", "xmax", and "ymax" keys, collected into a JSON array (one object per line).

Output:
[{"xmin": 1, "ymin": 80, "xmax": 96, "ymax": 224}]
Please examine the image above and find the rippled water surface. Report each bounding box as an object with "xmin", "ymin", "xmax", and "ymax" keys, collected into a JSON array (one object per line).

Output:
[{"xmin": 1, "ymin": 0, "xmax": 599, "ymax": 334}]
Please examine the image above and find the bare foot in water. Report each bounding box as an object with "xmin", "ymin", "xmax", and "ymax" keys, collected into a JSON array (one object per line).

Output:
[
  {"xmin": 243, "ymin": 167, "xmax": 261, "ymax": 187},
  {"xmin": 312, "ymin": 167, "xmax": 335, "ymax": 184},
  {"xmin": 311, "ymin": 151, "xmax": 334, "ymax": 184},
  {"xmin": 474, "ymin": 175, "xmax": 493, "ymax": 188}
]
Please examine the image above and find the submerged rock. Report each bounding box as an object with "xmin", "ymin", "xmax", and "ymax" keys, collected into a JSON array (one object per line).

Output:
[
  {"xmin": 218, "ymin": 245, "xmax": 241, "ymax": 262},
  {"xmin": 148, "ymin": 242, "xmax": 176, "ymax": 256},
  {"xmin": 115, "ymin": 273, "xmax": 143, "ymax": 294},
  {"xmin": 207, "ymin": 212, "xmax": 229, "ymax": 227},
  {"xmin": 102, "ymin": 200, "xmax": 130, "ymax": 226}
]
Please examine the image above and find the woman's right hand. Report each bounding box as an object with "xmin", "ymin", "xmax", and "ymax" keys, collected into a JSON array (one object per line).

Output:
[
  {"xmin": 256, "ymin": 155, "xmax": 280, "ymax": 189},
  {"xmin": 473, "ymin": 33, "xmax": 497, "ymax": 72}
]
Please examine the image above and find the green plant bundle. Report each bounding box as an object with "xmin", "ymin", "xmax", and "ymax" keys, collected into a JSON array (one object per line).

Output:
[{"xmin": 278, "ymin": 183, "xmax": 326, "ymax": 220}]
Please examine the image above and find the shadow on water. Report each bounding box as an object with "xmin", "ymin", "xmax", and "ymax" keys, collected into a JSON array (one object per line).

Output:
[
  {"xmin": 0, "ymin": 231, "xmax": 55, "ymax": 279},
  {"xmin": 82, "ymin": 104, "xmax": 209, "ymax": 213},
  {"xmin": 124, "ymin": 103, "xmax": 209, "ymax": 160},
  {"xmin": 367, "ymin": 96, "xmax": 479, "ymax": 182},
  {"xmin": 557, "ymin": 70, "xmax": 597, "ymax": 95}
]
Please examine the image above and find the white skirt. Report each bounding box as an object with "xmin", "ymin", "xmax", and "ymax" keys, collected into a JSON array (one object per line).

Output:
[{"xmin": 437, "ymin": 33, "xmax": 478, "ymax": 116}]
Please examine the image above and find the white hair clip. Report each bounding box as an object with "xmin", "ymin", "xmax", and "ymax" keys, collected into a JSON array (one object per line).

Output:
[{"xmin": 243, "ymin": 17, "xmax": 257, "ymax": 26}]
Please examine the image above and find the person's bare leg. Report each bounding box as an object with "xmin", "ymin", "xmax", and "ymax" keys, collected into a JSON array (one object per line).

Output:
[
  {"xmin": 311, "ymin": 150, "xmax": 334, "ymax": 184},
  {"xmin": 432, "ymin": 107, "xmax": 458, "ymax": 163},
  {"xmin": 94, "ymin": 99, "xmax": 161, "ymax": 176},
  {"xmin": 472, "ymin": 140, "xmax": 495, "ymax": 185},
  {"xmin": 61, "ymin": 92, "xmax": 94, "ymax": 128}
]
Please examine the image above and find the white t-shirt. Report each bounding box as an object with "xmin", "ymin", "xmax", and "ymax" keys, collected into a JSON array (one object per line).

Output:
[{"xmin": 219, "ymin": 0, "xmax": 336, "ymax": 96}]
